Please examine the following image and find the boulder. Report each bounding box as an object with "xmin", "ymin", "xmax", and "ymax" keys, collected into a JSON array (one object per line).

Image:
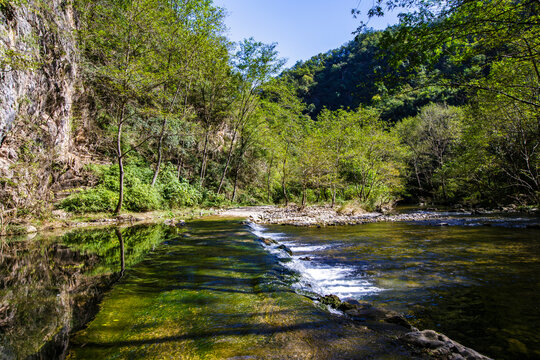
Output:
[
  {"xmin": 319, "ymin": 294, "xmax": 341, "ymax": 308},
  {"xmin": 401, "ymin": 330, "xmax": 492, "ymax": 360}
]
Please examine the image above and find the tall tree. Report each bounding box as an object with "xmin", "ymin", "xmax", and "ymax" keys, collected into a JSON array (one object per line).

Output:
[{"xmin": 216, "ymin": 38, "xmax": 285, "ymax": 194}]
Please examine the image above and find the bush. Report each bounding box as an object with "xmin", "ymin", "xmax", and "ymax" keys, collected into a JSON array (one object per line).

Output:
[
  {"xmin": 160, "ymin": 179, "xmax": 202, "ymax": 208},
  {"xmin": 201, "ymin": 190, "xmax": 231, "ymax": 207},
  {"xmin": 124, "ymin": 179, "xmax": 162, "ymax": 212},
  {"xmin": 60, "ymin": 187, "xmax": 118, "ymax": 213}
]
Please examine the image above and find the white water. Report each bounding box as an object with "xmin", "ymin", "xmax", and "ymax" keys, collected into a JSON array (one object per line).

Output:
[{"xmin": 247, "ymin": 222, "xmax": 383, "ymax": 299}]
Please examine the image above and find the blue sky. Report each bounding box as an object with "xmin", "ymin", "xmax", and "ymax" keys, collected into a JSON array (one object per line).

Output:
[{"xmin": 212, "ymin": 0, "xmax": 400, "ymax": 68}]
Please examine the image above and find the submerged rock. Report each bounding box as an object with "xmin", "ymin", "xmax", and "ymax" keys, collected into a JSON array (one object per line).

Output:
[
  {"xmin": 385, "ymin": 315, "xmax": 416, "ymax": 330},
  {"xmin": 401, "ymin": 330, "xmax": 492, "ymax": 360}
]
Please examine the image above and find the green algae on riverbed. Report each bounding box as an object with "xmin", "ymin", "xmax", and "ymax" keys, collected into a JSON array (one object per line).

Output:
[
  {"xmin": 0, "ymin": 224, "xmax": 176, "ymax": 359},
  {"xmin": 67, "ymin": 219, "xmax": 419, "ymax": 360}
]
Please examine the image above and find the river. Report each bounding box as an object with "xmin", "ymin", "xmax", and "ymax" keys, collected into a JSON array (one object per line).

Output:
[
  {"xmin": 1, "ymin": 211, "xmax": 538, "ymax": 359},
  {"xmin": 250, "ymin": 210, "xmax": 540, "ymax": 359}
]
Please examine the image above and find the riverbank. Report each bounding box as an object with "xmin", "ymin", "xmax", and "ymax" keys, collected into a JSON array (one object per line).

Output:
[
  {"xmin": 0, "ymin": 207, "xmax": 219, "ymax": 237},
  {"xmin": 220, "ymin": 204, "xmax": 540, "ymax": 227}
]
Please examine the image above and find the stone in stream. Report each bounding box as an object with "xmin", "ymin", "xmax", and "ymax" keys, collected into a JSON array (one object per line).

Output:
[
  {"xmin": 319, "ymin": 294, "xmax": 342, "ymax": 308},
  {"xmin": 401, "ymin": 330, "xmax": 493, "ymax": 360},
  {"xmin": 299, "ymin": 256, "xmax": 312, "ymax": 261},
  {"xmin": 259, "ymin": 237, "xmax": 278, "ymax": 246},
  {"xmin": 385, "ymin": 315, "xmax": 416, "ymax": 330},
  {"xmin": 277, "ymin": 244, "xmax": 293, "ymax": 256}
]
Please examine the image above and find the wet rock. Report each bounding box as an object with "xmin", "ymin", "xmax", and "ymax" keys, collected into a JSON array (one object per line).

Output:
[
  {"xmin": 344, "ymin": 306, "xmax": 390, "ymax": 321},
  {"xmin": 319, "ymin": 294, "xmax": 341, "ymax": 308},
  {"xmin": 277, "ymin": 244, "xmax": 293, "ymax": 256},
  {"xmin": 176, "ymin": 220, "xmax": 186, "ymax": 227},
  {"xmin": 299, "ymin": 256, "xmax": 312, "ymax": 261},
  {"xmin": 401, "ymin": 330, "xmax": 492, "ymax": 359},
  {"xmin": 385, "ymin": 315, "xmax": 415, "ymax": 330},
  {"xmin": 259, "ymin": 237, "xmax": 278, "ymax": 246}
]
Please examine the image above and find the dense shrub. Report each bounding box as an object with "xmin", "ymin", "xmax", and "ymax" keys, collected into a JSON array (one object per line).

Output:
[
  {"xmin": 60, "ymin": 163, "xmax": 208, "ymax": 213},
  {"xmin": 201, "ymin": 190, "xmax": 231, "ymax": 207},
  {"xmin": 124, "ymin": 179, "xmax": 162, "ymax": 211},
  {"xmin": 60, "ymin": 187, "xmax": 118, "ymax": 213}
]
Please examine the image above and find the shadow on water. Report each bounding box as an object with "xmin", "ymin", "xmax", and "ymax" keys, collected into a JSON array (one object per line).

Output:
[{"xmin": 0, "ymin": 224, "xmax": 177, "ymax": 359}]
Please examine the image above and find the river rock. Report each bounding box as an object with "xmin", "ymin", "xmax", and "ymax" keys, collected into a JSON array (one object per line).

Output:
[
  {"xmin": 344, "ymin": 306, "xmax": 391, "ymax": 321},
  {"xmin": 401, "ymin": 330, "xmax": 492, "ymax": 360},
  {"xmin": 299, "ymin": 256, "xmax": 312, "ymax": 261},
  {"xmin": 277, "ymin": 244, "xmax": 293, "ymax": 256},
  {"xmin": 385, "ymin": 315, "xmax": 415, "ymax": 330},
  {"xmin": 319, "ymin": 294, "xmax": 341, "ymax": 308},
  {"xmin": 259, "ymin": 237, "xmax": 277, "ymax": 246}
]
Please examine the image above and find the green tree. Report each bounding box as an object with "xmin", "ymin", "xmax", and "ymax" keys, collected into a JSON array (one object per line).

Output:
[
  {"xmin": 78, "ymin": 0, "xmax": 165, "ymax": 214},
  {"xmin": 216, "ymin": 38, "xmax": 285, "ymax": 194}
]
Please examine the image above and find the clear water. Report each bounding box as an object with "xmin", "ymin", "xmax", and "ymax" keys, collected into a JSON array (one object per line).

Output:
[
  {"xmin": 66, "ymin": 219, "xmax": 418, "ymax": 360},
  {"xmin": 3, "ymin": 215, "xmax": 539, "ymax": 359},
  {"xmin": 253, "ymin": 215, "xmax": 540, "ymax": 360}
]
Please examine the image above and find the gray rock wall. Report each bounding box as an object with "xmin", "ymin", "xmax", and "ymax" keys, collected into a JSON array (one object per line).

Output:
[{"xmin": 0, "ymin": 0, "xmax": 79, "ymax": 160}]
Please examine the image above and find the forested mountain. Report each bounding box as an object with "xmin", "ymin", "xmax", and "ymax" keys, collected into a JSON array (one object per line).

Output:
[
  {"xmin": 280, "ymin": 30, "xmax": 468, "ymax": 122},
  {"xmin": 0, "ymin": 0, "xmax": 538, "ymax": 230}
]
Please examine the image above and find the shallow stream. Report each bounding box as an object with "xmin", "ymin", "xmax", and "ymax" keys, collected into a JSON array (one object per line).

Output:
[
  {"xmin": 1, "ymin": 212, "xmax": 538, "ymax": 359},
  {"xmin": 252, "ymin": 211, "xmax": 540, "ymax": 359}
]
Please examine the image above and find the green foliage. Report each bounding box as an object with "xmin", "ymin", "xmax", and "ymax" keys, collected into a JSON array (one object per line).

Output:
[
  {"xmin": 60, "ymin": 163, "xmax": 206, "ymax": 213},
  {"xmin": 60, "ymin": 187, "xmax": 118, "ymax": 213},
  {"xmin": 201, "ymin": 190, "xmax": 231, "ymax": 207},
  {"xmin": 158, "ymin": 165, "xmax": 202, "ymax": 208}
]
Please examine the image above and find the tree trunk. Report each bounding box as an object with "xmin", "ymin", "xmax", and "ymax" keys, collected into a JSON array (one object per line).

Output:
[
  {"xmin": 282, "ymin": 156, "xmax": 288, "ymax": 206},
  {"xmin": 200, "ymin": 129, "xmax": 209, "ymax": 186},
  {"xmin": 301, "ymin": 184, "xmax": 306, "ymax": 208},
  {"xmin": 114, "ymin": 120, "xmax": 124, "ymax": 215},
  {"xmin": 266, "ymin": 154, "xmax": 274, "ymax": 204},
  {"xmin": 151, "ymin": 118, "xmax": 168, "ymax": 187},
  {"xmin": 231, "ymin": 163, "xmax": 240, "ymax": 202},
  {"xmin": 217, "ymin": 130, "xmax": 238, "ymax": 194},
  {"xmin": 331, "ymin": 185, "xmax": 336, "ymax": 208}
]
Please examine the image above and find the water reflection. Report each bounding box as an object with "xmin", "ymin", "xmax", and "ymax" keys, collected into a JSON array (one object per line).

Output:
[{"xmin": 0, "ymin": 224, "xmax": 174, "ymax": 359}]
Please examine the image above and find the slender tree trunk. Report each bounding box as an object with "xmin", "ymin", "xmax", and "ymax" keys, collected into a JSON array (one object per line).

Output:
[
  {"xmin": 200, "ymin": 129, "xmax": 209, "ymax": 186},
  {"xmin": 282, "ymin": 155, "xmax": 289, "ymax": 206},
  {"xmin": 301, "ymin": 183, "xmax": 306, "ymax": 208},
  {"xmin": 151, "ymin": 118, "xmax": 168, "ymax": 187},
  {"xmin": 231, "ymin": 163, "xmax": 240, "ymax": 202},
  {"xmin": 267, "ymin": 154, "xmax": 274, "ymax": 203},
  {"xmin": 217, "ymin": 129, "xmax": 238, "ymax": 194},
  {"xmin": 331, "ymin": 185, "xmax": 336, "ymax": 208},
  {"xmin": 114, "ymin": 117, "xmax": 124, "ymax": 215}
]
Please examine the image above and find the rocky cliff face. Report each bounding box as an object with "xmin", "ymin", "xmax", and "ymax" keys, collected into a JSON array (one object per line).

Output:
[
  {"xmin": 0, "ymin": 0, "xmax": 79, "ymax": 159},
  {"xmin": 0, "ymin": 0, "xmax": 81, "ymax": 217}
]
